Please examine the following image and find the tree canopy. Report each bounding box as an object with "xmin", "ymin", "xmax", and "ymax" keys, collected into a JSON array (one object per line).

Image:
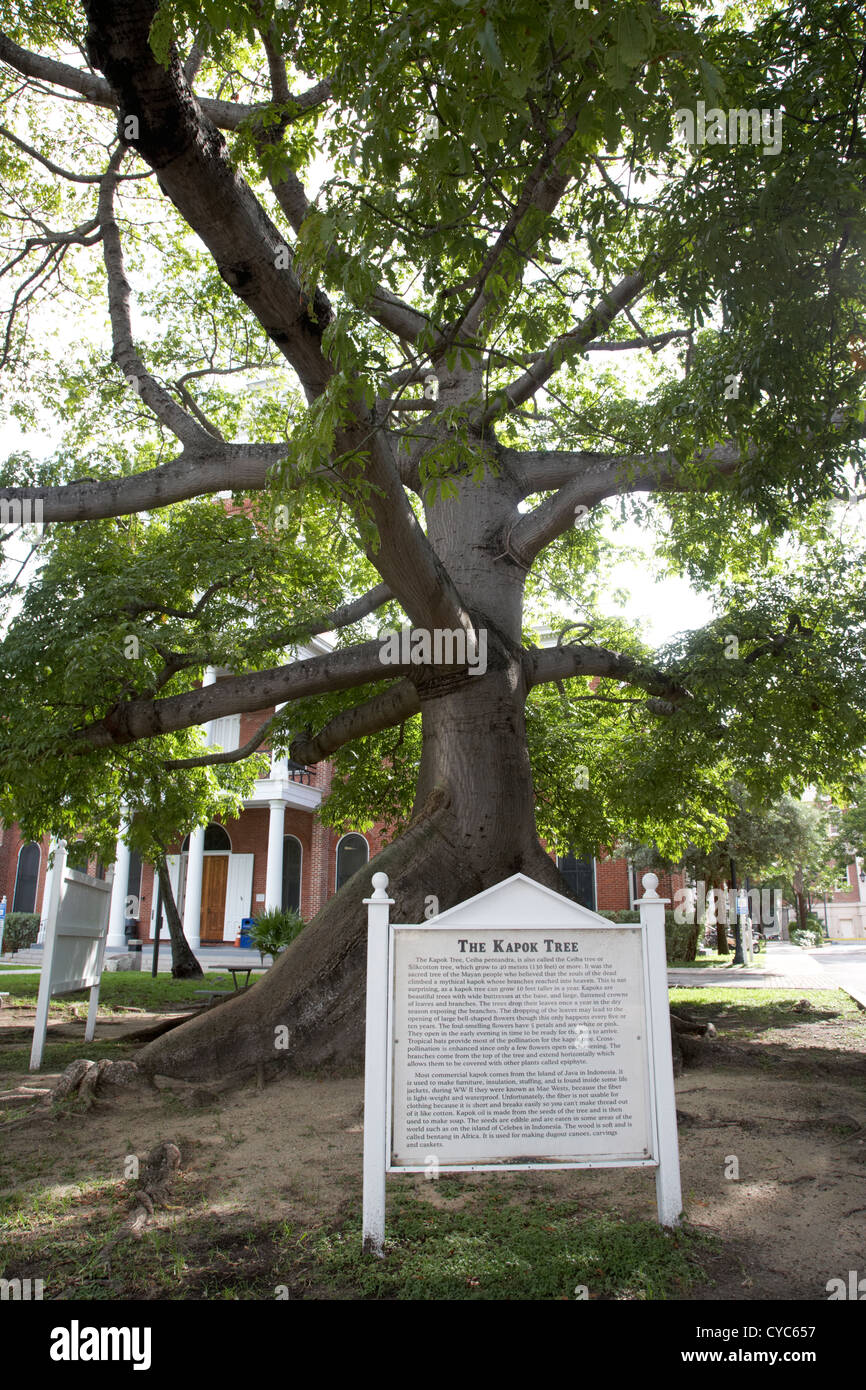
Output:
[{"xmin": 0, "ymin": 0, "xmax": 865, "ymax": 868}]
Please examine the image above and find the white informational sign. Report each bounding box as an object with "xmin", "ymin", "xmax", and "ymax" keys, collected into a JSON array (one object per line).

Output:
[
  {"xmin": 30, "ymin": 841, "xmax": 114, "ymax": 1070},
  {"xmin": 391, "ymin": 925, "xmax": 651, "ymax": 1167},
  {"xmin": 362, "ymin": 872, "xmax": 682, "ymax": 1255}
]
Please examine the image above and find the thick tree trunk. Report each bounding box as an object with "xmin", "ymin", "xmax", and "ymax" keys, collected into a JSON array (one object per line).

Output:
[
  {"xmin": 136, "ymin": 452, "xmax": 565, "ymax": 1080},
  {"xmin": 137, "ymin": 648, "xmax": 565, "ymax": 1080},
  {"xmin": 710, "ymin": 883, "xmax": 729, "ymax": 955},
  {"xmin": 154, "ymin": 853, "xmax": 202, "ymax": 979},
  {"xmin": 793, "ymin": 867, "xmax": 808, "ymax": 933}
]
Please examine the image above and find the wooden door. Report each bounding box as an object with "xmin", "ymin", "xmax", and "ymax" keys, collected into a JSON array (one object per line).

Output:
[{"xmin": 201, "ymin": 856, "xmax": 229, "ymax": 942}]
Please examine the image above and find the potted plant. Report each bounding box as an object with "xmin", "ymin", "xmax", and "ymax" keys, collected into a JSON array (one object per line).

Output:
[{"xmin": 249, "ymin": 908, "xmax": 305, "ymax": 964}]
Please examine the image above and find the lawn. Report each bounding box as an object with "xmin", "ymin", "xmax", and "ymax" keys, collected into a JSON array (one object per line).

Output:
[
  {"xmin": 668, "ymin": 949, "xmax": 766, "ymax": 969},
  {"xmin": 0, "ymin": 971, "xmax": 268, "ymax": 1080},
  {"xmin": 669, "ymin": 986, "xmax": 866, "ymax": 1041},
  {"xmin": 311, "ymin": 1187, "xmax": 714, "ymax": 1301},
  {"xmin": 0, "ymin": 970, "xmax": 264, "ymax": 1013},
  {"xmin": 0, "ymin": 1175, "xmax": 714, "ymax": 1302}
]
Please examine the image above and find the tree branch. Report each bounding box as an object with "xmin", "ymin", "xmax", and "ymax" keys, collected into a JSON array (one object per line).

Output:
[
  {"xmin": 0, "ymin": 28, "xmax": 320, "ymax": 133},
  {"xmin": 290, "ymin": 679, "xmax": 420, "ymax": 763},
  {"xmin": 478, "ymin": 273, "xmax": 646, "ymax": 425},
  {"xmin": 508, "ymin": 441, "xmax": 744, "ymax": 565},
  {"xmin": 0, "ymin": 124, "xmax": 106, "ymax": 183},
  {"xmin": 73, "ymin": 638, "xmax": 406, "ymax": 748},
  {"xmin": 457, "ymin": 114, "xmax": 577, "ymax": 341},
  {"xmin": 528, "ymin": 643, "xmax": 692, "ymax": 706},
  {"xmin": 0, "ymin": 443, "xmax": 285, "ymax": 523},
  {"xmin": 254, "ymin": 582, "xmax": 393, "ymax": 652},
  {"xmin": 99, "ymin": 150, "xmax": 211, "ymax": 447},
  {"xmin": 501, "ymin": 447, "xmax": 619, "ymax": 496},
  {"xmin": 82, "ymin": 0, "xmax": 334, "ymax": 402},
  {"xmin": 163, "ymin": 712, "xmax": 277, "ymax": 769},
  {"xmin": 582, "ymin": 330, "xmax": 691, "ymax": 353}
]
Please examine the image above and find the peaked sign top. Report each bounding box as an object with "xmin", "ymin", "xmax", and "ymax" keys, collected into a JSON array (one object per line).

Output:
[{"xmin": 408, "ymin": 872, "xmax": 629, "ymax": 930}]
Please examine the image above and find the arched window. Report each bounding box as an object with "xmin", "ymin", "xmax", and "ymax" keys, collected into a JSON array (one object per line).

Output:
[
  {"xmin": 282, "ymin": 836, "xmax": 302, "ymax": 914},
  {"xmin": 557, "ymin": 853, "xmax": 596, "ymax": 911},
  {"xmin": 12, "ymin": 842, "xmax": 40, "ymax": 913},
  {"xmin": 181, "ymin": 824, "xmax": 232, "ymax": 852},
  {"xmin": 336, "ymin": 833, "xmax": 369, "ymax": 892}
]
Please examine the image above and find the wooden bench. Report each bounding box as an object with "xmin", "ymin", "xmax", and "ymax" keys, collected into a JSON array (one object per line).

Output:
[{"xmin": 193, "ymin": 989, "xmax": 232, "ymax": 1005}]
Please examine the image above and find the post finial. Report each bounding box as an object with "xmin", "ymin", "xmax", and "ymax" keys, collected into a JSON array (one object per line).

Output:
[
  {"xmin": 641, "ymin": 871, "xmax": 661, "ymax": 899},
  {"xmin": 370, "ymin": 872, "xmax": 390, "ymax": 899}
]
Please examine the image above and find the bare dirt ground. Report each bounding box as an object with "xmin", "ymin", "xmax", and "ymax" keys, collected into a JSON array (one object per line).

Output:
[{"xmin": 1, "ymin": 995, "xmax": 864, "ymax": 1300}]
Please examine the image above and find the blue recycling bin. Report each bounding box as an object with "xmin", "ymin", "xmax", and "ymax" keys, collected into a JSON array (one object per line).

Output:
[{"xmin": 239, "ymin": 917, "xmax": 255, "ymax": 949}]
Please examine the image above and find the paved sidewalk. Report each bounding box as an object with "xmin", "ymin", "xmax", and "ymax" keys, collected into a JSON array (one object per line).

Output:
[
  {"xmin": 669, "ymin": 941, "xmax": 866, "ymax": 1007},
  {"xmin": 803, "ymin": 943, "xmax": 866, "ymax": 1010}
]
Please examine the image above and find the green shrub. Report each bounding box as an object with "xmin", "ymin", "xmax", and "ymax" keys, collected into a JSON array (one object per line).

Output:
[
  {"xmin": 596, "ymin": 908, "xmax": 699, "ymax": 963},
  {"xmin": 2, "ymin": 912, "xmax": 40, "ymax": 954},
  {"xmin": 790, "ymin": 926, "xmax": 823, "ymax": 949},
  {"xmin": 664, "ymin": 911, "xmax": 700, "ymax": 964},
  {"xmin": 249, "ymin": 908, "xmax": 305, "ymax": 961}
]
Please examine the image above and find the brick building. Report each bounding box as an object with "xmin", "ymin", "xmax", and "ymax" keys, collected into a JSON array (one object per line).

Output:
[{"xmin": 823, "ymin": 857, "xmax": 866, "ymax": 941}]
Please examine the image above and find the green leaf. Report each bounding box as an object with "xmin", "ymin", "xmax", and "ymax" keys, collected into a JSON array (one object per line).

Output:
[{"xmin": 148, "ymin": 1, "xmax": 175, "ymax": 67}]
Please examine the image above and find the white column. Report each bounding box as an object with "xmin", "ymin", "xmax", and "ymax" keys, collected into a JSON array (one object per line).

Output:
[
  {"xmin": 270, "ymin": 702, "xmax": 288, "ymax": 778},
  {"xmin": 639, "ymin": 872, "xmax": 683, "ymax": 1228},
  {"xmin": 183, "ymin": 828, "xmax": 205, "ymax": 951},
  {"xmin": 182, "ymin": 667, "xmax": 217, "ymax": 952},
  {"xmin": 106, "ymin": 807, "xmax": 131, "ymax": 949},
  {"xmin": 362, "ymin": 872, "xmax": 394, "ymax": 1256},
  {"xmin": 265, "ymin": 800, "xmax": 285, "ymax": 911}
]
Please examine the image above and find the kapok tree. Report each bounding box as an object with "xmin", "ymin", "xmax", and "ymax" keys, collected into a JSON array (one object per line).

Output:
[{"xmin": 0, "ymin": 0, "xmax": 865, "ymax": 1080}]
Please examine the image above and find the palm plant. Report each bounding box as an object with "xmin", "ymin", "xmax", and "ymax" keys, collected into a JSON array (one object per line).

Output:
[{"xmin": 249, "ymin": 908, "xmax": 305, "ymax": 963}]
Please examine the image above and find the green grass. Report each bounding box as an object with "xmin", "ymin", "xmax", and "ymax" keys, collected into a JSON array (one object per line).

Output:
[
  {"xmin": 669, "ymin": 986, "xmax": 865, "ymax": 1037},
  {"xmin": 668, "ymin": 949, "xmax": 766, "ymax": 968},
  {"xmin": 0, "ymin": 1180, "xmax": 291, "ymax": 1301},
  {"xmin": 310, "ymin": 1188, "xmax": 714, "ymax": 1300},
  {"xmin": 0, "ymin": 1039, "xmax": 139, "ymax": 1081},
  {"xmin": 0, "ymin": 963, "xmax": 42, "ymax": 972},
  {"xmin": 0, "ymin": 1169, "xmax": 716, "ymax": 1301},
  {"xmin": 0, "ymin": 970, "xmax": 258, "ymax": 1013}
]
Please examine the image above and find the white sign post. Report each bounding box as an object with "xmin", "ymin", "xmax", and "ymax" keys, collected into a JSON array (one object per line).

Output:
[
  {"xmin": 362, "ymin": 870, "xmax": 682, "ymax": 1255},
  {"xmin": 29, "ymin": 841, "xmax": 114, "ymax": 1071},
  {"xmin": 362, "ymin": 873, "xmax": 393, "ymax": 1255}
]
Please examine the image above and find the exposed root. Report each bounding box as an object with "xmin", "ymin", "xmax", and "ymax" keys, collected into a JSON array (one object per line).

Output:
[
  {"xmin": 97, "ymin": 1142, "xmax": 182, "ymax": 1267},
  {"xmin": 670, "ymin": 1012, "xmax": 718, "ymax": 1076},
  {"xmin": 33, "ymin": 1058, "xmax": 146, "ymax": 1114}
]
